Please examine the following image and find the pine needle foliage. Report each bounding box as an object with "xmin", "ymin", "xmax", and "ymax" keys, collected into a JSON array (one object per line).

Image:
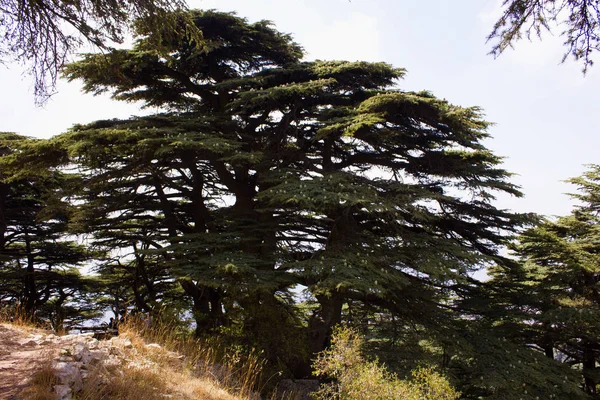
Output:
[
  {"xmin": 0, "ymin": 0, "xmax": 196, "ymax": 103},
  {"xmin": 488, "ymin": 0, "xmax": 600, "ymax": 73},
  {"xmin": 0, "ymin": 133, "xmax": 94, "ymax": 329},
  {"xmin": 488, "ymin": 165, "xmax": 600, "ymax": 396}
]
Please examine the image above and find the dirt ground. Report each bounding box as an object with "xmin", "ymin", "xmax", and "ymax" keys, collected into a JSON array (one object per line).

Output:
[{"xmin": 0, "ymin": 324, "xmax": 52, "ymax": 400}]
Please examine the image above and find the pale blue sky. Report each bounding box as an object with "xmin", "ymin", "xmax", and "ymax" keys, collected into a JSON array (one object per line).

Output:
[{"xmin": 1, "ymin": 0, "xmax": 598, "ymax": 219}]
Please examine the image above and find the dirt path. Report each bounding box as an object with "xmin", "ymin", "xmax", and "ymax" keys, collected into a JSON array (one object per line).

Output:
[{"xmin": 0, "ymin": 324, "xmax": 53, "ymax": 400}]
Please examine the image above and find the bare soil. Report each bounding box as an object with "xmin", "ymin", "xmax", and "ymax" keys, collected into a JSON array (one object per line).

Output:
[{"xmin": 0, "ymin": 324, "xmax": 53, "ymax": 400}]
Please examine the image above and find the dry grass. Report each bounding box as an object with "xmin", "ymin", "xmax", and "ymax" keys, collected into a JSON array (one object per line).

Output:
[
  {"xmin": 77, "ymin": 364, "xmax": 170, "ymax": 400},
  {"xmin": 75, "ymin": 341, "xmax": 248, "ymax": 400},
  {"xmin": 0, "ymin": 304, "xmax": 40, "ymax": 331},
  {"xmin": 18, "ymin": 355, "xmax": 60, "ymax": 400},
  {"xmin": 3, "ymin": 313, "xmax": 298, "ymax": 400},
  {"xmin": 72, "ymin": 318, "xmax": 269, "ymax": 400},
  {"xmin": 117, "ymin": 317, "xmax": 268, "ymax": 398}
]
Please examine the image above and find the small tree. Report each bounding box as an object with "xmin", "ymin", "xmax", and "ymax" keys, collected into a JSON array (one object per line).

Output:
[
  {"xmin": 0, "ymin": 133, "xmax": 93, "ymax": 328},
  {"xmin": 490, "ymin": 165, "xmax": 600, "ymax": 395}
]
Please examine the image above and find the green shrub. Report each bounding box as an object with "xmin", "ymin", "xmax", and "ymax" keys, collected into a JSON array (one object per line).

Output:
[{"xmin": 312, "ymin": 326, "xmax": 459, "ymax": 400}]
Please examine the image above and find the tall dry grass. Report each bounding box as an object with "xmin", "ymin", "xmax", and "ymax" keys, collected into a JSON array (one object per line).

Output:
[
  {"xmin": 17, "ymin": 352, "xmax": 60, "ymax": 400},
  {"xmin": 115, "ymin": 315, "xmax": 271, "ymax": 399},
  {"xmin": 3, "ymin": 306, "xmax": 301, "ymax": 400},
  {"xmin": 77, "ymin": 364, "xmax": 170, "ymax": 400},
  {"xmin": 0, "ymin": 303, "xmax": 40, "ymax": 329}
]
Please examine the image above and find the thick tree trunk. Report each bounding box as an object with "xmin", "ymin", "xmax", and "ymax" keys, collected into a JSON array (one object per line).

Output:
[
  {"xmin": 542, "ymin": 328, "xmax": 554, "ymax": 359},
  {"xmin": 52, "ymin": 292, "xmax": 69, "ymax": 332},
  {"xmin": 544, "ymin": 345, "xmax": 554, "ymax": 359},
  {"xmin": 582, "ymin": 344, "xmax": 597, "ymax": 394},
  {"xmin": 0, "ymin": 182, "xmax": 7, "ymax": 251},
  {"xmin": 308, "ymin": 292, "xmax": 344, "ymax": 355},
  {"xmin": 23, "ymin": 232, "xmax": 37, "ymax": 314},
  {"xmin": 179, "ymin": 279, "xmax": 224, "ymax": 336}
]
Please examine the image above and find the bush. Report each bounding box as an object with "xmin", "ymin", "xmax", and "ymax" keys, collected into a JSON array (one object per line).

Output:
[{"xmin": 312, "ymin": 327, "xmax": 459, "ymax": 400}]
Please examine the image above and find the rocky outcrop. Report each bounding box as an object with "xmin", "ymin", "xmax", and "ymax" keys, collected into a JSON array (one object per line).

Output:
[
  {"xmin": 20, "ymin": 332, "xmax": 120, "ymax": 399},
  {"xmin": 15, "ymin": 330, "xmax": 169, "ymax": 400},
  {"xmin": 0, "ymin": 323, "xmax": 243, "ymax": 400}
]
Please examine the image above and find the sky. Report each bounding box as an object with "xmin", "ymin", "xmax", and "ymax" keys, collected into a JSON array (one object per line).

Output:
[{"xmin": 1, "ymin": 0, "xmax": 598, "ymax": 219}]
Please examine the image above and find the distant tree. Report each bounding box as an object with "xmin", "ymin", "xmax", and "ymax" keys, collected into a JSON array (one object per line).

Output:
[
  {"xmin": 0, "ymin": 0, "xmax": 194, "ymax": 103},
  {"xmin": 489, "ymin": 165, "xmax": 600, "ymax": 395},
  {"xmin": 488, "ymin": 0, "xmax": 600, "ymax": 72},
  {"xmin": 0, "ymin": 133, "xmax": 93, "ymax": 328}
]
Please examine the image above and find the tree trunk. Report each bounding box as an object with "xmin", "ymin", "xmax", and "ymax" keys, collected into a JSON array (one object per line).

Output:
[
  {"xmin": 179, "ymin": 279, "xmax": 224, "ymax": 336},
  {"xmin": 23, "ymin": 231, "xmax": 37, "ymax": 314},
  {"xmin": 582, "ymin": 342, "xmax": 597, "ymax": 394},
  {"xmin": 0, "ymin": 182, "xmax": 7, "ymax": 251},
  {"xmin": 308, "ymin": 292, "xmax": 344, "ymax": 355}
]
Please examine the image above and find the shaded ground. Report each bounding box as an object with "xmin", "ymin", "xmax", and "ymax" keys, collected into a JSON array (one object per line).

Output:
[{"xmin": 0, "ymin": 324, "xmax": 52, "ymax": 399}]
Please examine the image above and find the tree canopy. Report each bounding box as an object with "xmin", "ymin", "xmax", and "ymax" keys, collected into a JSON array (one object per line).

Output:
[
  {"xmin": 0, "ymin": 133, "xmax": 95, "ymax": 328},
  {"xmin": 55, "ymin": 8, "xmax": 531, "ymax": 357},
  {"xmin": 487, "ymin": 165, "xmax": 600, "ymax": 396}
]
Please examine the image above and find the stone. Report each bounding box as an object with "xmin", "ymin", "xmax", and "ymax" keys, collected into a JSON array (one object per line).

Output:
[
  {"xmin": 102, "ymin": 355, "xmax": 121, "ymax": 368},
  {"xmin": 55, "ymin": 384, "xmax": 72, "ymax": 400},
  {"xmin": 54, "ymin": 361, "xmax": 83, "ymax": 391}
]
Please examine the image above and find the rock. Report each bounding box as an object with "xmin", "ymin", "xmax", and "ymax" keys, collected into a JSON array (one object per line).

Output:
[
  {"xmin": 146, "ymin": 343, "xmax": 162, "ymax": 350},
  {"xmin": 54, "ymin": 361, "xmax": 83, "ymax": 392},
  {"xmin": 102, "ymin": 355, "xmax": 121, "ymax": 368},
  {"xmin": 72, "ymin": 343, "xmax": 105, "ymax": 365},
  {"xmin": 108, "ymin": 337, "xmax": 133, "ymax": 349},
  {"xmin": 55, "ymin": 384, "xmax": 72, "ymax": 400},
  {"xmin": 68, "ymin": 332, "xmax": 95, "ymax": 343},
  {"xmin": 72, "ymin": 344, "xmax": 88, "ymax": 361}
]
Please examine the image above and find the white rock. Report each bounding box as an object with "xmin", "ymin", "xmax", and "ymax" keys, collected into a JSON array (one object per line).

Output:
[
  {"xmin": 118, "ymin": 338, "xmax": 133, "ymax": 348},
  {"xmin": 88, "ymin": 349, "xmax": 107, "ymax": 364},
  {"xmin": 102, "ymin": 355, "xmax": 121, "ymax": 368},
  {"xmin": 54, "ymin": 361, "xmax": 83, "ymax": 391},
  {"xmin": 146, "ymin": 343, "xmax": 162, "ymax": 350},
  {"xmin": 55, "ymin": 384, "xmax": 72, "ymax": 400}
]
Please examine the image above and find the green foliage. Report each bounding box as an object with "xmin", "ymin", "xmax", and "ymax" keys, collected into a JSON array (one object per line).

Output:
[
  {"xmin": 487, "ymin": 165, "xmax": 600, "ymax": 396},
  {"xmin": 312, "ymin": 326, "xmax": 459, "ymax": 400},
  {"xmin": 0, "ymin": 133, "xmax": 96, "ymax": 329}
]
